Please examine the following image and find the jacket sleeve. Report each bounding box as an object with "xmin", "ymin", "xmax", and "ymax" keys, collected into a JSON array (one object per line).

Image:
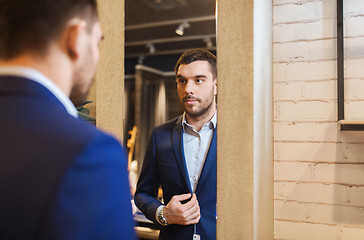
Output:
[
  {"xmin": 50, "ymin": 133, "xmax": 136, "ymax": 240},
  {"xmin": 134, "ymin": 129, "xmax": 163, "ymax": 224}
]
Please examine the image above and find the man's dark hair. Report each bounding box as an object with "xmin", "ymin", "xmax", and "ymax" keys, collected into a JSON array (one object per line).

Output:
[
  {"xmin": 174, "ymin": 48, "xmax": 217, "ymax": 78},
  {"xmin": 0, "ymin": 0, "xmax": 98, "ymax": 60}
]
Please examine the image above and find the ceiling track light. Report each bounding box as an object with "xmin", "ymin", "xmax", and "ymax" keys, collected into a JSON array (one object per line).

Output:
[
  {"xmin": 138, "ymin": 55, "xmax": 145, "ymax": 64},
  {"xmin": 203, "ymin": 37, "xmax": 213, "ymax": 48},
  {"xmin": 146, "ymin": 42, "xmax": 156, "ymax": 54},
  {"xmin": 175, "ymin": 20, "xmax": 190, "ymax": 36}
]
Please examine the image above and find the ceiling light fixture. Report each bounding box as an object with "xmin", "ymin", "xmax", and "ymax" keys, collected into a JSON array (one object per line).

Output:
[
  {"xmin": 138, "ymin": 55, "xmax": 145, "ymax": 64},
  {"xmin": 204, "ymin": 37, "xmax": 213, "ymax": 48},
  {"xmin": 175, "ymin": 20, "xmax": 190, "ymax": 36},
  {"xmin": 146, "ymin": 42, "xmax": 156, "ymax": 54}
]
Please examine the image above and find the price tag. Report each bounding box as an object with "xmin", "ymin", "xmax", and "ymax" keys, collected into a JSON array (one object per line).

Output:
[{"xmin": 193, "ymin": 234, "xmax": 200, "ymax": 240}]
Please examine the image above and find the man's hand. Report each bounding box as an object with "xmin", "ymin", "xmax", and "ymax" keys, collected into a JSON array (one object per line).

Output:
[{"xmin": 163, "ymin": 193, "xmax": 200, "ymax": 225}]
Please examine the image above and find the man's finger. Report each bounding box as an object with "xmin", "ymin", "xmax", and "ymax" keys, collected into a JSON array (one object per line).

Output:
[
  {"xmin": 185, "ymin": 205, "xmax": 200, "ymax": 222},
  {"xmin": 172, "ymin": 193, "xmax": 192, "ymax": 202},
  {"xmin": 181, "ymin": 193, "xmax": 198, "ymax": 210},
  {"xmin": 184, "ymin": 212, "xmax": 201, "ymax": 225}
]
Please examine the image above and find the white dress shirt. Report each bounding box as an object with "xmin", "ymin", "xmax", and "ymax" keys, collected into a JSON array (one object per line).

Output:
[
  {"xmin": 182, "ymin": 112, "xmax": 216, "ymax": 193},
  {"xmin": 0, "ymin": 66, "xmax": 78, "ymax": 118}
]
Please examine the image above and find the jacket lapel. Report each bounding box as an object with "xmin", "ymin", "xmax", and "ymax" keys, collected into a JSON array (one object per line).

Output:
[
  {"xmin": 172, "ymin": 116, "xmax": 193, "ymax": 194},
  {"xmin": 195, "ymin": 129, "xmax": 216, "ymax": 192}
]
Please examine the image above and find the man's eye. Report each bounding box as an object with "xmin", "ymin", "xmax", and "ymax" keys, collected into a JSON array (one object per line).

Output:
[
  {"xmin": 196, "ymin": 79, "xmax": 203, "ymax": 83},
  {"xmin": 178, "ymin": 79, "xmax": 187, "ymax": 84}
]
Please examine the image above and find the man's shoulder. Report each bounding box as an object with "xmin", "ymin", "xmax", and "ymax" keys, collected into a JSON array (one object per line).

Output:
[
  {"xmin": 154, "ymin": 115, "xmax": 182, "ymax": 132},
  {"xmin": 39, "ymin": 108, "xmax": 120, "ymax": 153}
]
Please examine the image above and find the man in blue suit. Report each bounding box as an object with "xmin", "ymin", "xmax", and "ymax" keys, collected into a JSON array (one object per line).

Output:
[
  {"xmin": 0, "ymin": 0, "xmax": 135, "ymax": 239},
  {"xmin": 135, "ymin": 49, "xmax": 217, "ymax": 240}
]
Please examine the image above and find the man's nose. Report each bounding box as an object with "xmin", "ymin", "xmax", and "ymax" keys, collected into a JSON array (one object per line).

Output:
[{"xmin": 184, "ymin": 80, "xmax": 194, "ymax": 94}]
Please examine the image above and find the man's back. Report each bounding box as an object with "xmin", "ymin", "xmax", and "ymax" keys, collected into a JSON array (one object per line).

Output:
[
  {"xmin": 0, "ymin": 0, "xmax": 135, "ymax": 238},
  {"xmin": 0, "ymin": 76, "xmax": 135, "ymax": 239}
]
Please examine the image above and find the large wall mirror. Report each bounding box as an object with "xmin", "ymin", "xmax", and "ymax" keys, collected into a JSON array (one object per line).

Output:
[{"xmin": 123, "ymin": 0, "xmax": 216, "ymax": 238}]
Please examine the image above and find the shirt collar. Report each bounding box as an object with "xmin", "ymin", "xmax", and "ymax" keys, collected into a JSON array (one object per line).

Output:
[
  {"xmin": 0, "ymin": 66, "xmax": 78, "ymax": 118},
  {"xmin": 182, "ymin": 111, "xmax": 217, "ymax": 132}
]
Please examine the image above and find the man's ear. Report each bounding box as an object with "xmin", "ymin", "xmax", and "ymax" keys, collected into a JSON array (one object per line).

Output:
[
  {"xmin": 63, "ymin": 19, "xmax": 87, "ymax": 61},
  {"xmin": 214, "ymin": 79, "xmax": 217, "ymax": 95}
]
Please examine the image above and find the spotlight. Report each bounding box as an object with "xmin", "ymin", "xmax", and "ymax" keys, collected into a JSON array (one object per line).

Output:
[
  {"xmin": 138, "ymin": 55, "xmax": 145, "ymax": 64},
  {"xmin": 175, "ymin": 20, "xmax": 190, "ymax": 36},
  {"xmin": 204, "ymin": 37, "xmax": 213, "ymax": 48},
  {"xmin": 146, "ymin": 42, "xmax": 155, "ymax": 54}
]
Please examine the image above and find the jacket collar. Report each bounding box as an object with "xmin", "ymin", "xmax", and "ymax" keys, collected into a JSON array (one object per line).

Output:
[
  {"xmin": 0, "ymin": 66, "xmax": 77, "ymax": 118},
  {"xmin": 0, "ymin": 75, "xmax": 70, "ymax": 117},
  {"xmin": 172, "ymin": 115, "xmax": 216, "ymax": 194},
  {"xmin": 172, "ymin": 116, "xmax": 193, "ymax": 194}
]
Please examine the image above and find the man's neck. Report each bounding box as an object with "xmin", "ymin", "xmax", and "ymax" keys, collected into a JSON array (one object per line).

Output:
[
  {"xmin": 185, "ymin": 108, "xmax": 216, "ymax": 132},
  {"xmin": 0, "ymin": 50, "xmax": 72, "ymax": 97}
]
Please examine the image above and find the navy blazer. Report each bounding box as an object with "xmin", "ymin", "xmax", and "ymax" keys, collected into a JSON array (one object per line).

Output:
[
  {"xmin": 135, "ymin": 116, "xmax": 216, "ymax": 240},
  {"xmin": 0, "ymin": 76, "xmax": 135, "ymax": 240}
]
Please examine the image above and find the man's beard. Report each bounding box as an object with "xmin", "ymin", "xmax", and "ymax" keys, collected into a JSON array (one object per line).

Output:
[
  {"xmin": 69, "ymin": 48, "xmax": 94, "ymax": 107},
  {"xmin": 181, "ymin": 94, "xmax": 215, "ymax": 118},
  {"xmin": 69, "ymin": 80, "xmax": 91, "ymax": 107}
]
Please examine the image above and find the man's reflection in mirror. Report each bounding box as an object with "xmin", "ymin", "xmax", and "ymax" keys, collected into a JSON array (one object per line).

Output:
[{"xmin": 135, "ymin": 49, "xmax": 217, "ymax": 240}]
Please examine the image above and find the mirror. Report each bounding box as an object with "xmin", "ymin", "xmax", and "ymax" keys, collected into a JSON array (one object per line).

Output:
[{"xmin": 124, "ymin": 0, "xmax": 217, "ymax": 239}]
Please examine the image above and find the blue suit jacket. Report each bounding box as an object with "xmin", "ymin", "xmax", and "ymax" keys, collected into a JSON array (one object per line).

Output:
[
  {"xmin": 134, "ymin": 116, "xmax": 216, "ymax": 240},
  {"xmin": 0, "ymin": 76, "xmax": 135, "ymax": 240}
]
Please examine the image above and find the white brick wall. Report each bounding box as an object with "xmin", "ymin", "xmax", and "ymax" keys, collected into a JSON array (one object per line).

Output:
[{"xmin": 273, "ymin": 0, "xmax": 364, "ymax": 239}]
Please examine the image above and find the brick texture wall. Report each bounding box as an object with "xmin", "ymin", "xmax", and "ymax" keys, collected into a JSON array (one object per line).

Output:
[{"xmin": 273, "ymin": 0, "xmax": 364, "ymax": 239}]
